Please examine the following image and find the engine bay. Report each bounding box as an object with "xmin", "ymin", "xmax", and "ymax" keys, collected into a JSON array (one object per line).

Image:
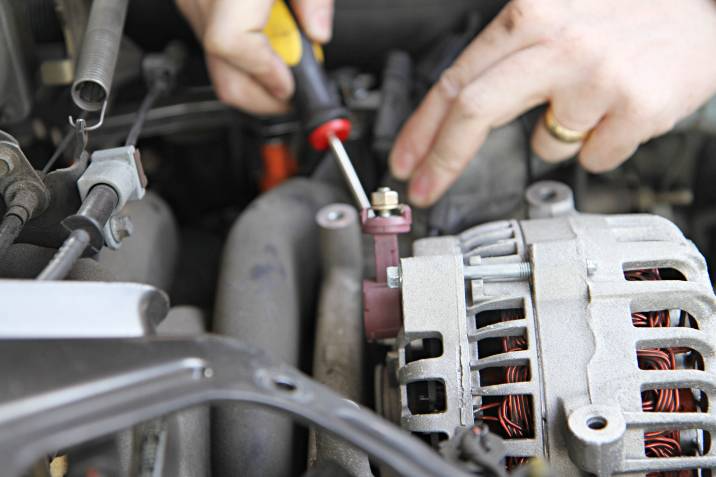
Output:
[{"xmin": 2, "ymin": 1, "xmax": 716, "ymax": 476}]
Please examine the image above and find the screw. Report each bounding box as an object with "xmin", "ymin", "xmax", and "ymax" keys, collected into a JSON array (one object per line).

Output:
[
  {"xmin": 109, "ymin": 214, "xmax": 134, "ymax": 243},
  {"xmin": 371, "ymin": 187, "xmax": 400, "ymax": 217},
  {"xmin": 463, "ymin": 262, "xmax": 532, "ymax": 281},
  {"xmin": 386, "ymin": 266, "xmax": 401, "ymax": 288}
]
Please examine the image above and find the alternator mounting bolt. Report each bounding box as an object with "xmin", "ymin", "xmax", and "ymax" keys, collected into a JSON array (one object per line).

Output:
[{"xmin": 463, "ymin": 262, "xmax": 532, "ymax": 281}]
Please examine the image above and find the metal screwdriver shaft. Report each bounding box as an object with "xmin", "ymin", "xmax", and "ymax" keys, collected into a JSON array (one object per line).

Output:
[
  {"xmin": 264, "ymin": 2, "xmax": 370, "ymax": 211},
  {"xmin": 328, "ymin": 133, "xmax": 371, "ymax": 210}
]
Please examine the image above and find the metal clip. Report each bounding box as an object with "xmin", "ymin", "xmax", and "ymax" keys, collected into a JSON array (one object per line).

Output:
[{"xmin": 68, "ymin": 100, "xmax": 107, "ymax": 132}]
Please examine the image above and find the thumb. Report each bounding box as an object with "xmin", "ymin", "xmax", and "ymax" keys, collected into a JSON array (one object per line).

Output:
[{"xmin": 291, "ymin": 0, "xmax": 334, "ymax": 44}]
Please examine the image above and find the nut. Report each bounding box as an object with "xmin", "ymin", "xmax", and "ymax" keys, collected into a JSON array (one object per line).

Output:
[
  {"xmin": 371, "ymin": 187, "xmax": 399, "ymax": 215},
  {"xmin": 109, "ymin": 214, "xmax": 134, "ymax": 242}
]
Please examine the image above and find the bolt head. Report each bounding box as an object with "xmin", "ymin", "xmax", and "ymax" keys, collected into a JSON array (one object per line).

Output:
[
  {"xmin": 110, "ymin": 215, "xmax": 134, "ymax": 242},
  {"xmin": 371, "ymin": 187, "xmax": 399, "ymax": 212}
]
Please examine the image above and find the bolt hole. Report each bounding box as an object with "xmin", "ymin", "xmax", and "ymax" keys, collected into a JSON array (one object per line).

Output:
[
  {"xmin": 538, "ymin": 188, "xmax": 559, "ymax": 203},
  {"xmin": 326, "ymin": 210, "xmax": 345, "ymax": 222},
  {"xmin": 273, "ymin": 376, "xmax": 297, "ymax": 392},
  {"xmin": 587, "ymin": 416, "xmax": 608, "ymax": 430}
]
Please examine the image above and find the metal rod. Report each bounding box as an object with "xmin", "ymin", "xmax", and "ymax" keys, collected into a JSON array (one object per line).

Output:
[
  {"xmin": 37, "ymin": 228, "xmax": 91, "ymax": 280},
  {"xmin": 0, "ymin": 214, "xmax": 23, "ymax": 262},
  {"xmin": 327, "ymin": 133, "xmax": 371, "ymax": 211}
]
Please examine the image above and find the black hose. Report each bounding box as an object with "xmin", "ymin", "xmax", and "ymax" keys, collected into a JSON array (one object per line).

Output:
[
  {"xmin": 36, "ymin": 228, "xmax": 90, "ymax": 280},
  {"xmin": 0, "ymin": 214, "xmax": 23, "ymax": 261}
]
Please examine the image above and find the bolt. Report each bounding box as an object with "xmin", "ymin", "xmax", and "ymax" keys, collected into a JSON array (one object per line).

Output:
[
  {"xmin": 109, "ymin": 214, "xmax": 134, "ymax": 243},
  {"xmin": 586, "ymin": 260, "xmax": 598, "ymax": 276},
  {"xmin": 463, "ymin": 262, "xmax": 532, "ymax": 282},
  {"xmin": 386, "ymin": 266, "xmax": 401, "ymax": 288},
  {"xmin": 0, "ymin": 160, "xmax": 9, "ymax": 177},
  {"xmin": 371, "ymin": 187, "xmax": 400, "ymax": 217}
]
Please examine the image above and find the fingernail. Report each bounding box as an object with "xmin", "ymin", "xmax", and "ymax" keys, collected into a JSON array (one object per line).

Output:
[
  {"xmin": 408, "ymin": 170, "xmax": 431, "ymax": 207},
  {"xmin": 390, "ymin": 151, "xmax": 413, "ymax": 180},
  {"xmin": 311, "ymin": 7, "xmax": 332, "ymax": 43}
]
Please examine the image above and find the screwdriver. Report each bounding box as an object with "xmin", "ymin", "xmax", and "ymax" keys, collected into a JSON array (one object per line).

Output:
[{"xmin": 264, "ymin": 2, "xmax": 371, "ymax": 211}]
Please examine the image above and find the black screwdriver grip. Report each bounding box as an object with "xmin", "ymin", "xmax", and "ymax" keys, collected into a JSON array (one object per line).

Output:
[{"xmin": 291, "ymin": 35, "xmax": 348, "ymax": 133}]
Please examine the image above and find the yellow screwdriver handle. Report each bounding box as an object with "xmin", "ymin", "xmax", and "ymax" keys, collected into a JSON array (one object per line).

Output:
[{"xmin": 264, "ymin": 1, "xmax": 323, "ymax": 67}]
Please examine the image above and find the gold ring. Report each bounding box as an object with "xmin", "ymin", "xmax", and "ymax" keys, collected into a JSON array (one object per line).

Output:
[{"xmin": 544, "ymin": 106, "xmax": 590, "ymax": 144}]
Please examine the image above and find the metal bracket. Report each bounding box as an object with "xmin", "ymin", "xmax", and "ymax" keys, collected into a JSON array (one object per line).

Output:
[{"xmin": 0, "ymin": 335, "xmax": 471, "ymax": 477}]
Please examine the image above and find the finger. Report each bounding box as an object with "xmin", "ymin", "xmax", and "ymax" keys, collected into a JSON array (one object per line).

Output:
[
  {"xmin": 204, "ymin": 0, "xmax": 294, "ymax": 99},
  {"xmin": 530, "ymin": 120, "xmax": 584, "ymax": 164},
  {"xmin": 389, "ymin": 1, "xmax": 548, "ymax": 179},
  {"xmin": 292, "ymin": 0, "xmax": 334, "ymax": 43},
  {"xmin": 175, "ymin": 0, "xmax": 207, "ymax": 37},
  {"xmin": 407, "ymin": 45, "xmax": 559, "ymax": 207},
  {"xmin": 531, "ymin": 90, "xmax": 611, "ymax": 162},
  {"xmin": 578, "ymin": 114, "xmax": 643, "ymax": 173},
  {"xmin": 208, "ymin": 57, "xmax": 290, "ymax": 115}
]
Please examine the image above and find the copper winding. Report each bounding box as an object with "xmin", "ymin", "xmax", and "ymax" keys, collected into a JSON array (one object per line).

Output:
[
  {"xmin": 626, "ymin": 269, "xmax": 699, "ymax": 477},
  {"xmin": 475, "ymin": 309, "xmax": 531, "ymax": 470},
  {"xmin": 474, "ymin": 270, "xmax": 698, "ymax": 473}
]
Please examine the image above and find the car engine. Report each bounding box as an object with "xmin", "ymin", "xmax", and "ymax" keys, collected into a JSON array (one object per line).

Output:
[{"xmin": 1, "ymin": 1, "xmax": 716, "ymax": 476}]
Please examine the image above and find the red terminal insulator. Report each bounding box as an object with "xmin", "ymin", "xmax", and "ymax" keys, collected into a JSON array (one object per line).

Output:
[
  {"xmin": 308, "ymin": 118, "xmax": 352, "ymax": 151},
  {"xmin": 361, "ymin": 206, "xmax": 412, "ymax": 340}
]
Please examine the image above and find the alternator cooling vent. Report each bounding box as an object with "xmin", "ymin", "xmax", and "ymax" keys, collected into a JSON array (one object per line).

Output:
[{"xmin": 390, "ymin": 205, "xmax": 716, "ymax": 476}]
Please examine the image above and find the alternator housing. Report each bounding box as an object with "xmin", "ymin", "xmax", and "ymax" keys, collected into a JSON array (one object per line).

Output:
[{"xmin": 391, "ymin": 197, "xmax": 716, "ymax": 475}]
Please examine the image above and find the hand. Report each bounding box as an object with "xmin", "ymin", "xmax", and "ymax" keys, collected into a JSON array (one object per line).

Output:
[
  {"xmin": 390, "ymin": 0, "xmax": 716, "ymax": 207},
  {"xmin": 177, "ymin": 0, "xmax": 334, "ymax": 114}
]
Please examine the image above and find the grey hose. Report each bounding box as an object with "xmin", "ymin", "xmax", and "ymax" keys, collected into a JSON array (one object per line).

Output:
[
  {"xmin": 213, "ymin": 178, "xmax": 346, "ymax": 477},
  {"xmin": 0, "ymin": 214, "xmax": 23, "ymax": 261},
  {"xmin": 37, "ymin": 229, "xmax": 90, "ymax": 280}
]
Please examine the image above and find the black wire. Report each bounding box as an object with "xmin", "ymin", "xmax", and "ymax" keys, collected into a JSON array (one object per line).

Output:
[
  {"xmin": 0, "ymin": 214, "xmax": 23, "ymax": 261},
  {"xmin": 42, "ymin": 128, "xmax": 74, "ymax": 174},
  {"xmin": 125, "ymin": 85, "xmax": 164, "ymax": 147}
]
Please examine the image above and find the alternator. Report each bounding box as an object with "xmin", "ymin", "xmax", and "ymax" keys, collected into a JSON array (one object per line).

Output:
[{"xmin": 383, "ymin": 182, "xmax": 716, "ymax": 476}]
